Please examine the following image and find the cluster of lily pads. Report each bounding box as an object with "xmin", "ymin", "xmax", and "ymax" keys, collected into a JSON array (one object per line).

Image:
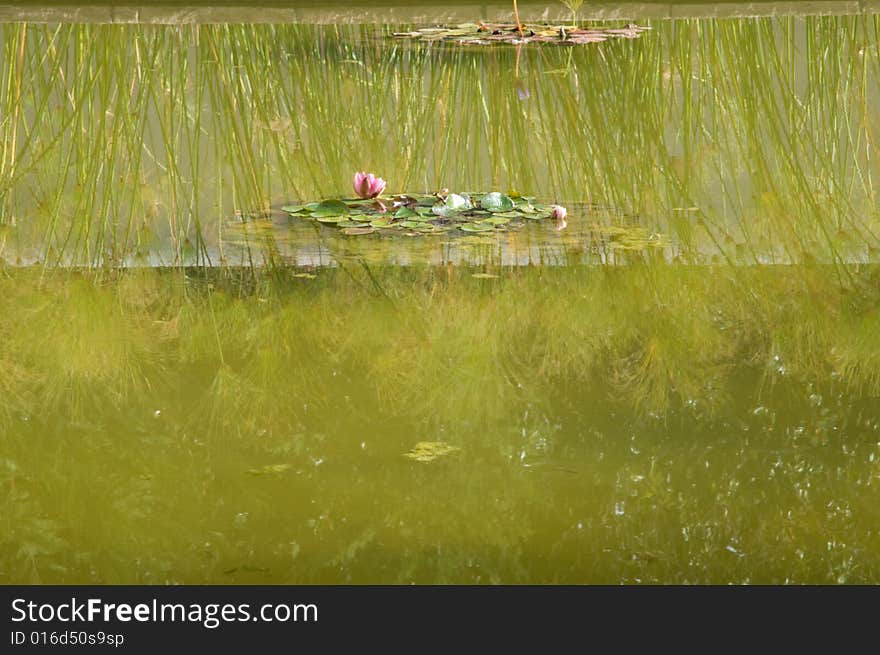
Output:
[
  {"xmin": 282, "ymin": 189, "xmax": 566, "ymax": 236},
  {"xmin": 392, "ymin": 22, "xmax": 649, "ymax": 46}
]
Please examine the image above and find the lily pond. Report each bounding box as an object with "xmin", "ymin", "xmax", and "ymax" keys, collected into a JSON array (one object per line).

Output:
[{"xmin": 3, "ymin": 4, "xmax": 880, "ymax": 584}]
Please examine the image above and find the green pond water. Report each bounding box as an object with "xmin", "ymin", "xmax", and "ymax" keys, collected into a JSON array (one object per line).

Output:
[{"xmin": 2, "ymin": 11, "xmax": 880, "ymax": 583}]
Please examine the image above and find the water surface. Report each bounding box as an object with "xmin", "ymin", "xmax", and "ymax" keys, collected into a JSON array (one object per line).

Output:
[{"xmin": 1, "ymin": 12, "xmax": 879, "ymax": 583}]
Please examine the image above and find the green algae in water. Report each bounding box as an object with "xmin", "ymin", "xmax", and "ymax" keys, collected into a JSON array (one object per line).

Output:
[
  {"xmin": 0, "ymin": 264, "xmax": 880, "ymax": 584},
  {"xmin": 3, "ymin": 266, "xmax": 880, "ymax": 584},
  {"xmin": 4, "ymin": 15, "xmax": 880, "ymax": 586},
  {"xmin": 246, "ymin": 463, "xmax": 293, "ymax": 476},
  {"xmin": 403, "ymin": 442, "xmax": 462, "ymax": 462}
]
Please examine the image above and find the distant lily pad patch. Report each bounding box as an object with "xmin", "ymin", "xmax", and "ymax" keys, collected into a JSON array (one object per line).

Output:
[
  {"xmin": 282, "ymin": 191, "xmax": 561, "ymax": 236},
  {"xmin": 590, "ymin": 224, "xmax": 670, "ymax": 251},
  {"xmin": 392, "ymin": 22, "xmax": 650, "ymax": 46}
]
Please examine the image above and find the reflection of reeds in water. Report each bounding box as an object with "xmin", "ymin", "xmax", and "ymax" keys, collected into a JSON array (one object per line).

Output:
[
  {"xmin": 0, "ymin": 264, "xmax": 879, "ymax": 430},
  {"xmin": 0, "ymin": 265, "xmax": 879, "ymax": 583},
  {"xmin": 1, "ymin": 17, "xmax": 880, "ymax": 267}
]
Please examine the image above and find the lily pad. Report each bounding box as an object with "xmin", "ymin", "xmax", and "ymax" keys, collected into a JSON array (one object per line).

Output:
[
  {"xmin": 432, "ymin": 193, "xmax": 473, "ymax": 218},
  {"xmin": 312, "ymin": 199, "xmax": 349, "ymax": 217},
  {"xmin": 460, "ymin": 222, "xmax": 496, "ymax": 233},
  {"xmin": 479, "ymin": 216, "xmax": 512, "ymax": 225},
  {"xmin": 283, "ymin": 189, "xmax": 567, "ymax": 237},
  {"xmin": 480, "ymin": 192, "xmax": 515, "ymax": 212},
  {"xmin": 399, "ymin": 220, "xmax": 428, "ymax": 229},
  {"xmin": 431, "ymin": 205, "xmax": 456, "ymax": 219},
  {"xmin": 392, "ymin": 22, "xmax": 650, "ymax": 47}
]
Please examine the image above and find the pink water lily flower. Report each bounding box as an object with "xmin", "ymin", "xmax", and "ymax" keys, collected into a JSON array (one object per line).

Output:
[
  {"xmin": 551, "ymin": 205, "xmax": 568, "ymax": 231},
  {"xmin": 353, "ymin": 172, "xmax": 386, "ymax": 199}
]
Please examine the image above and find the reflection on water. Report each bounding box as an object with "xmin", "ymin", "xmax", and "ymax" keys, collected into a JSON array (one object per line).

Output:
[
  {"xmin": 220, "ymin": 203, "xmax": 673, "ymax": 268},
  {"xmin": 1, "ymin": 266, "xmax": 879, "ymax": 583},
  {"xmin": 2, "ymin": 14, "xmax": 880, "ymax": 584}
]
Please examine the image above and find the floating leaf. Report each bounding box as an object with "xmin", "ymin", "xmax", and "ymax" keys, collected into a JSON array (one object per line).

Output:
[
  {"xmin": 480, "ymin": 192, "xmax": 515, "ymax": 212},
  {"xmin": 246, "ymin": 463, "xmax": 292, "ymax": 476},
  {"xmin": 312, "ymin": 199, "xmax": 349, "ymax": 217},
  {"xmin": 460, "ymin": 222, "xmax": 496, "ymax": 233},
  {"xmin": 432, "ymin": 193, "xmax": 473, "ymax": 218},
  {"xmin": 341, "ymin": 226, "xmax": 377, "ymax": 236},
  {"xmin": 403, "ymin": 441, "xmax": 461, "ymax": 462},
  {"xmin": 479, "ymin": 216, "xmax": 512, "ymax": 225},
  {"xmin": 284, "ymin": 190, "xmax": 566, "ymax": 237}
]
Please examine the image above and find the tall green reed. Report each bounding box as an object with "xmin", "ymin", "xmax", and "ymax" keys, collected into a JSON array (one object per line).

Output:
[{"xmin": 0, "ymin": 17, "xmax": 878, "ymax": 268}]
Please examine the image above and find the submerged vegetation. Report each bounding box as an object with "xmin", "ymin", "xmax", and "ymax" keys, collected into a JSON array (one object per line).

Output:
[{"xmin": 1, "ymin": 264, "xmax": 880, "ymax": 583}]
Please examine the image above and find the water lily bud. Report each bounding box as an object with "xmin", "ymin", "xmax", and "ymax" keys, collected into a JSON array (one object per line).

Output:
[
  {"xmin": 353, "ymin": 172, "xmax": 387, "ymax": 199},
  {"xmin": 551, "ymin": 205, "xmax": 568, "ymax": 230}
]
